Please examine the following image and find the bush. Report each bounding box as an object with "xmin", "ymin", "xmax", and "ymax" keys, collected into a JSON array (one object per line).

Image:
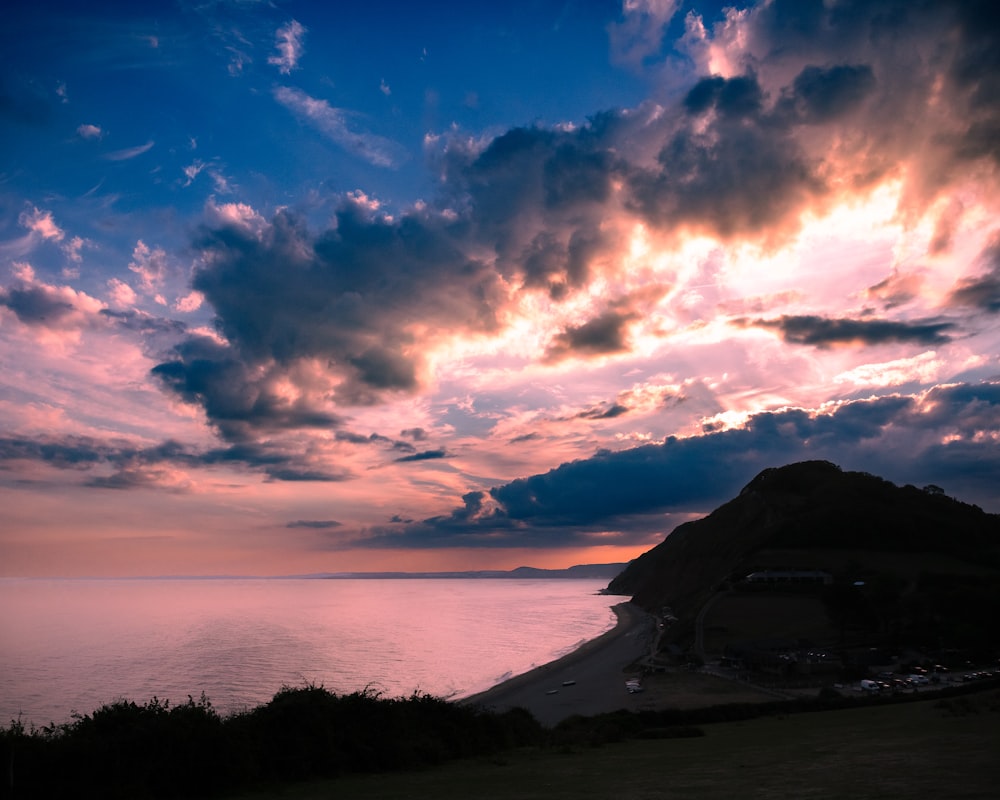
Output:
[{"xmin": 0, "ymin": 686, "xmax": 545, "ymax": 798}]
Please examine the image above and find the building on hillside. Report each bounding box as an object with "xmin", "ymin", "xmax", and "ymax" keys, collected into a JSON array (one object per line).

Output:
[{"xmin": 743, "ymin": 569, "xmax": 833, "ymax": 585}]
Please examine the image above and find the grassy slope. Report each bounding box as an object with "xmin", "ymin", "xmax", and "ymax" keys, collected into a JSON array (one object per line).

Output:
[{"xmin": 231, "ymin": 691, "xmax": 1000, "ymax": 800}]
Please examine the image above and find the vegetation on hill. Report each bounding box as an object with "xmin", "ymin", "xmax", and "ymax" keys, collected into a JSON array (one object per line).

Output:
[
  {"xmin": 0, "ymin": 687, "xmax": 542, "ymax": 799},
  {"xmin": 4, "ymin": 681, "xmax": 998, "ymax": 799}
]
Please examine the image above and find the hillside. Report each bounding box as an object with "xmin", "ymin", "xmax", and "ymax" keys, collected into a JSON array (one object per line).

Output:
[{"xmin": 607, "ymin": 461, "xmax": 1000, "ymax": 632}]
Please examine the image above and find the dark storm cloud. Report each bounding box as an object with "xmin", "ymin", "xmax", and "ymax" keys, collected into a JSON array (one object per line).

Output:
[
  {"xmin": 519, "ymin": 228, "xmax": 610, "ymax": 300},
  {"xmin": 152, "ymin": 334, "xmax": 343, "ymax": 442},
  {"xmin": 334, "ymin": 430, "xmax": 413, "ymax": 453},
  {"xmin": 775, "ymin": 64, "xmax": 876, "ymax": 124},
  {"xmin": 394, "ymin": 449, "xmax": 448, "ymax": 463},
  {"xmin": 864, "ymin": 271, "xmax": 923, "ymax": 309},
  {"xmin": 356, "ymin": 383, "xmax": 1000, "ymax": 549},
  {"xmin": 149, "ymin": 1, "xmax": 1000, "ymax": 443},
  {"xmin": 84, "ymin": 468, "xmax": 181, "ymax": 491},
  {"xmin": 543, "ymin": 309, "xmax": 637, "ymax": 363},
  {"xmin": 0, "ymin": 435, "xmax": 183, "ymax": 491},
  {"xmin": 0, "ymin": 279, "xmax": 189, "ymax": 357},
  {"xmin": 438, "ymin": 0, "xmax": 998, "ymax": 267},
  {"xmin": 947, "ymin": 234, "xmax": 1000, "ymax": 313},
  {"xmin": 949, "ymin": 272, "xmax": 1000, "ymax": 314},
  {"xmin": 198, "ymin": 442, "xmax": 352, "ymax": 482},
  {"xmin": 264, "ymin": 467, "xmax": 349, "ymax": 482},
  {"xmin": 577, "ymin": 403, "xmax": 629, "ymax": 420},
  {"xmin": 152, "ymin": 199, "xmax": 506, "ymax": 428},
  {"xmin": 0, "ymin": 435, "xmax": 107, "ymax": 468},
  {"xmin": 738, "ymin": 0, "xmax": 1000, "ymax": 197},
  {"xmin": 683, "ymin": 74, "xmax": 764, "ymax": 117},
  {"xmin": 99, "ymin": 309, "xmax": 187, "ymax": 336},
  {"xmin": 628, "ymin": 78, "xmax": 826, "ymax": 239},
  {"xmin": 0, "ymin": 434, "xmax": 351, "ymax": 488},
  {"xmin": 0, "ymin": 285, "xmax": 76, "ymax": 325},
  {"xmin": 911, "ymin": 381, "xmax": 1000, "ymax": 428},
  {"xmin": 434, "ymin": 120, "xmax": 624, "ymax": 298},
  {"xmin": 287, "ymin": 520, "xmax": 342, "ymax": 529},
  {"xmin": 745, "ymin": 315, "xmax": 955, "ymax": 347},
  {"xmin": 946, "ymin": 0, "xmax": 1000, "ymax": 163}
]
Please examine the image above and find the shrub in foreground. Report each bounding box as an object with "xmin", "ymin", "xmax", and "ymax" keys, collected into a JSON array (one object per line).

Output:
[{"xmin": 0, "ymin": 687, "xmax": 544, "ymax": 799}]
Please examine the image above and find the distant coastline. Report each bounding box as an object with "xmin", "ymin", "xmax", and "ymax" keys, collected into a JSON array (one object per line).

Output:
[
  {"xmin": 3, "ymin": 563, "xmax": 629, "ymax": 581},
  {"xmin": 317, "ymin": 563, "xmax": 628, "ymax": 581}
]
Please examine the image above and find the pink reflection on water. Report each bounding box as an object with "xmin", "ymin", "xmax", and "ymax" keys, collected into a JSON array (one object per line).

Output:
[{"xmin": 0, "ymin": 578, "xmax": 617, "ymax": 726}]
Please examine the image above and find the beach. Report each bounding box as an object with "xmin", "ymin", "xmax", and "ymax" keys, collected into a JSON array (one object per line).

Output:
[{"xmin": 462, "ymin": 602, "xmax": 657, "ymax": 726}]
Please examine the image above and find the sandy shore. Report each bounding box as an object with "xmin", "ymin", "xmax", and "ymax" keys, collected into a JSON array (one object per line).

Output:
[{"xmin": 461, "ymin": 601, "xmax": 656, "ymax": 727}]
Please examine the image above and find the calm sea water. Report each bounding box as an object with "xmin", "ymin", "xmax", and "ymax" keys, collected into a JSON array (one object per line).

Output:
[{"xmin": 0, "ymin": 578, "xmax": 618, "ymax": 727}]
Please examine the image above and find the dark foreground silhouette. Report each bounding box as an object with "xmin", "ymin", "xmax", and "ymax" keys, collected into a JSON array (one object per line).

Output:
[
  {"xmin": 0, "ymin": 686, "xmax": 540, "ymax": 799},
  {"xmin": 4, "ymin": 679, "xmax": 999, "ymax": 799}
]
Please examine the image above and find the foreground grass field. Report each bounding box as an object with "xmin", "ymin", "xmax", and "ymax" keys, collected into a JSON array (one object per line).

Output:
[{"xmin": 233, "ymin": 691, "xmax": 1000, "ymax": 800}]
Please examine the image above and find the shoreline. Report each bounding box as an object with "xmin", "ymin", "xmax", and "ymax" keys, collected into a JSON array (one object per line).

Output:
[{"xmin": 461, "ymin": 601, "xmax": 655, "ymax": 726}]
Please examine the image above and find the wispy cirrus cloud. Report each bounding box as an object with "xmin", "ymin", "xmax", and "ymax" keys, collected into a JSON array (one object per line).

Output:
[
  {"xmin": 0, "ymin": 207, "xmax": 64, "ymax": 260},
  {"xmin": 608, "ymin": 0, "xmax": 681, "ymax": 68},
  {"xmin": 268, "ymin": 19, "xmax": 306, "ymax": 74},
  {"xmin": 273, "ymin": 86, "xmax": 403, "ymax": 167},
  {"xmin": 103, "ymin": 140, "xmax": 154, "ymax": 161}
]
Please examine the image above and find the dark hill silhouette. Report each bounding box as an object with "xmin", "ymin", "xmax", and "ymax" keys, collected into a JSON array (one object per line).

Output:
[{"xmin": 607, "ymin": 460, "xmax": 1000, "ymax": 622}]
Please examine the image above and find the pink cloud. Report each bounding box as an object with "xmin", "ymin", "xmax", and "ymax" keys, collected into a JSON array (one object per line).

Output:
[{"xmin": 268, "ymin": 19, "xmax": 306, "ymax": 74}]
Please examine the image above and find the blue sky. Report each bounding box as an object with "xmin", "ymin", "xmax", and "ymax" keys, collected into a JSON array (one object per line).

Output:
[{"xmin": 2, "ymin": 0, "xmax": 999, "ymax": 576}]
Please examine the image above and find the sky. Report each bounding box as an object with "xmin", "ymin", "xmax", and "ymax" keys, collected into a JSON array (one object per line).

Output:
[{"xmin": 2, "ymin": 0, "xmax": 999, "ymax": 577}]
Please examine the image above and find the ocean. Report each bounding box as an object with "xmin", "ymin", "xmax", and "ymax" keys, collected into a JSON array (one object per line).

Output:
[{"xmin": 0, "ymin": 577, "xmax": 619, "ymax": 727}]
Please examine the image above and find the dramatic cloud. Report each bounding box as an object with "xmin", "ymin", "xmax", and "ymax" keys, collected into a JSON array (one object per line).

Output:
[
  {"xmin": 0, "ymin": 265, "xmax": 103, "ymax": 331},
  {"xmin": 4, "ymin": 1, "xmax": 1000, "ymax": 575},
  {"xmin": 948, "ymin": 234, "xmax": 1000, "ymax": 313},
  {"xmin": 153, "ymin": 197, "xmax": 506, "ymax": 432},
  {"xmin": 745, "ymin": 315, "xmax": 956, "ymax": 348},
  {"xmin": 151, "ymin": 334, "xmax": 345, "ymax": 443},
  {"xmin": 394, "ymin": 449, "xmax": 448, "ymax": 463},
  {"xmin": 0, "ymin": 432, "xmax": 352, "ymax": 489},
  {"xmin": 360, "ymin": 384, "xmax": 1000, "ymax": 549},
  {"xmin": 577, "ymin": 403, "xmax": 629, "ymax": 420},
  {"xmin": 287, "ymin": 520, "xmax": 342, "ymax": 529},
  {"xmin": 544, "ymin": 309, "xmax": 637, "ymax": 362},
  {"xmin": 609, "ymin": 0, "xmax": 681, "ymax": 67}
]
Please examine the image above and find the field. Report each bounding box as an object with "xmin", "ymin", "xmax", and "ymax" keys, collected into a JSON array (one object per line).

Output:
[
  {"xmin": 231, "ymin": 690, "xmax": 1000, "ymax": 800},
  {"xmin": 624, "ymin": 668, "xmax": 781, "ymax": 709}
]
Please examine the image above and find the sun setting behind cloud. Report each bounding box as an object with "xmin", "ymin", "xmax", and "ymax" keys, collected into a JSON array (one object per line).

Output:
[{"xmin": 1, "ymin": 0, "xmax": 998, "ymax": 576}]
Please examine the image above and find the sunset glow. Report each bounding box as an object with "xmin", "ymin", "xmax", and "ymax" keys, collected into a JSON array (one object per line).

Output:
[{"xmin": 2, "ymin": 0, "xmax": 998, "ymax": 576}]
